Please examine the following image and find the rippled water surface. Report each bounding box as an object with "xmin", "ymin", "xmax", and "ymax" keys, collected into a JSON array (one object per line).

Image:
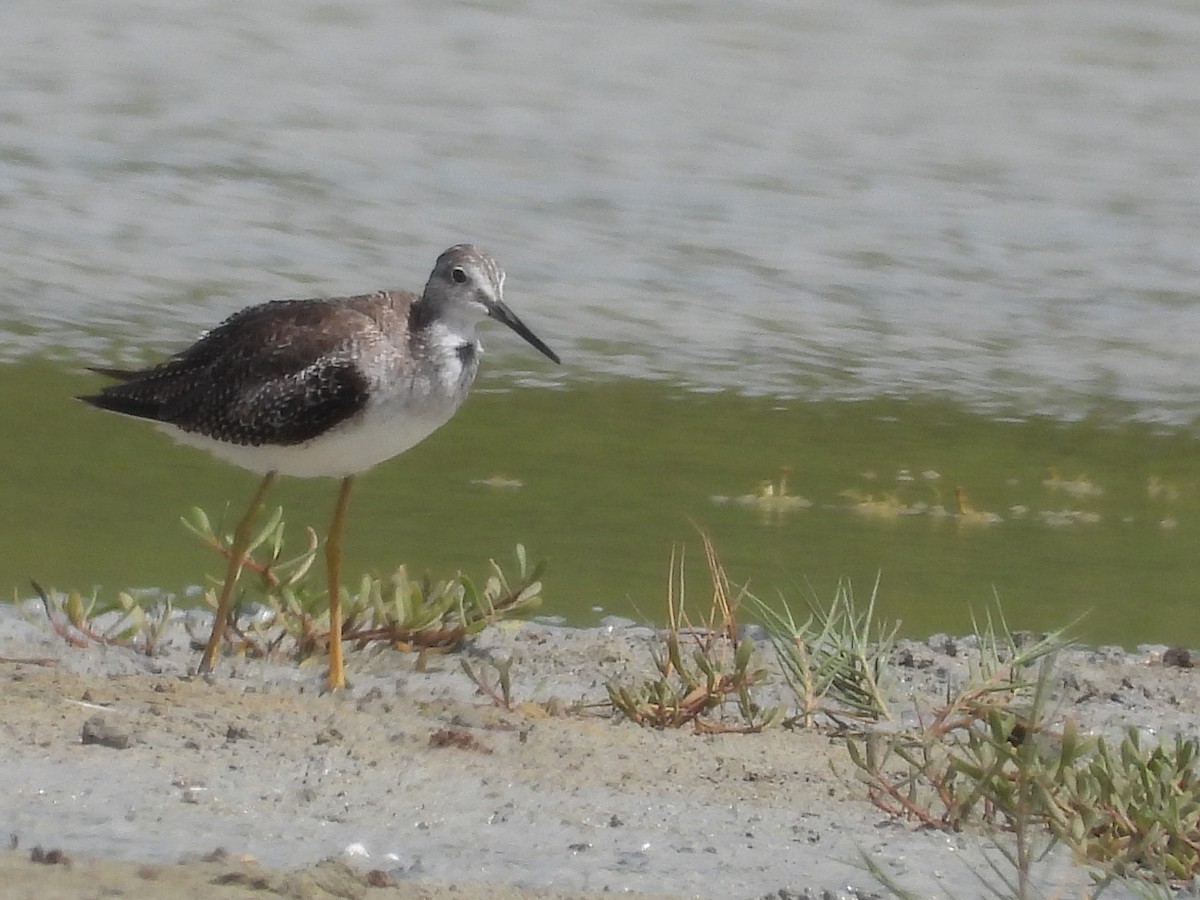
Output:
[{"xmin": 3, "ymin": 0, "xmax": 1199, "ymax": 644}]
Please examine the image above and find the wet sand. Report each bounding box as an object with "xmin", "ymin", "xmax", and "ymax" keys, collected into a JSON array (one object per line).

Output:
[{"xmin": 1, "ymin": 604, "xmax": 1194, "ymax": 899}]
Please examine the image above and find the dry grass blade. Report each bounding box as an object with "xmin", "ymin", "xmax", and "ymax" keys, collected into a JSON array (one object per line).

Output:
[
  {"xmin": 607, "ymin": 532, "xmax": 782, "ymax": 732},
  {"xmin": 461, "ymin": 656, "xmax": 515, "ymax": 710}
]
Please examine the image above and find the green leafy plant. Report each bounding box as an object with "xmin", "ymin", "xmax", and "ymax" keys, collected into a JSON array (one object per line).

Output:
[
  {"xmin": 846, "ymin": 609, "xmax": 1069, "ymax": 832},
  {"xmin": 847, "ymin": 607, "xmax": 1200, "ymax": 892},
  {"xmin": 849, "ymin": 614, "xmax": 1075, "ymax": 900},
  {"xmin": 28, "ymin": 580, "xmax": 174, "ymax": 656},
  {"xmin": 1045, "ymin": 728, "xmax": 1200, "ymax": 884},
  {"xmin": 182, "ymin": 505, "xmax": 320, "ymax": 658},
  {"xmin": 340, "ymin": 546, "xmax": 544, "ymax": 652},
  {"xmin": 33, "ymin": 505, "xmax": 545, "ymax": 668},
  {"xmin": 185, "ymin": 505, "xmax": 545, "ymax": 663},
  {"xmin": 749, "ymin": 574, "xmax": 898, "ymax": 727}
]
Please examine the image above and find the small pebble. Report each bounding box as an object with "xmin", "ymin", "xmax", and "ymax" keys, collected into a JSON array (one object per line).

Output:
[{"xmin": 81, "ymin": 715, "xmax": 132, "ymax": 750}]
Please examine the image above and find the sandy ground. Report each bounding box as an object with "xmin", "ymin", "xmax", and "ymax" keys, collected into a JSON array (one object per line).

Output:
[{"xmin": 2, "ymin": 603, "xmax": 1197, "ymax": 899}]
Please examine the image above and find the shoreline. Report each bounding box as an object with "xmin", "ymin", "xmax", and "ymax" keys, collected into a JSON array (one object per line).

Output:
[{"xmin": 1, "ymin": 603, "xmax": 1193, "ymax": 899}]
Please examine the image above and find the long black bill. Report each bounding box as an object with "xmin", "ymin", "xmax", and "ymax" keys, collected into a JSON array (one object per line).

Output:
[{"xmin": 488, "ymin": 300, "xmax": 561, "ymax": 364}]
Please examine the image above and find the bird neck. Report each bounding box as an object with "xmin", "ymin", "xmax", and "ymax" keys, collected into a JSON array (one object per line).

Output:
[
  {"xmin": 408, "ymin": 296, "xmax": 437, "ymax": 333},
  {"xmin": 413, "ymin": 316, "xmax": 482, "ymax": 398},
  {"xmin": 411, "ymin": 295, "xmax": 484, "ymax": 347}
]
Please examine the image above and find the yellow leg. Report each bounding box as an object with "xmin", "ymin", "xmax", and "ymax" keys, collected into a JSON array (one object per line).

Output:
[
  {"xmin": 198, "ymin": 471, "xmax": 278, "ymax": 675},
  {"xmin": 325, "ymin": 474, "xmax": 355, "ymax": 691}
]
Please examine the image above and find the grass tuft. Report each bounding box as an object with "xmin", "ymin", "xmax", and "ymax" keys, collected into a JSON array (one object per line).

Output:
[
  {"xmin": 607, "ymin": 531, "xmax": 783, "ymax": 732},
  {"xmin": 185, "ymin": 505, "xmax": 545, "ymax": 663},
  {"xmin": 32, "ymin": 505, "xmax": 544, "ymax": 668},
  {"xmin": 749, "ymin": 573, "xmax": 898, "ymax": 727},
  {"xmin": 27, "ymin": 580, "xmax": 174, "ymax": 656}
]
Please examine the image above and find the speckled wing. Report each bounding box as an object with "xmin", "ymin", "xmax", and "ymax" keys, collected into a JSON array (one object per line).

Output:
[{"xmin": 81, "ymin": 297, "xmax": 381, "ymax": 447}]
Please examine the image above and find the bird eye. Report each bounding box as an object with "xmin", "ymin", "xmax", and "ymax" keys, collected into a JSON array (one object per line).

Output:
[{"xmin": 451, "ymin": 267, "xmax": 468, "ymax": 284}]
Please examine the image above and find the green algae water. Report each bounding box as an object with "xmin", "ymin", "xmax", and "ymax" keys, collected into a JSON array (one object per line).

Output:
[
  {"xmin": 3, "ymin": 1, "xmax": 1200, "ymax": 651},
  {"xmin": 4, "ymin": 359, "xmax": 1197, "ymax": 648}
]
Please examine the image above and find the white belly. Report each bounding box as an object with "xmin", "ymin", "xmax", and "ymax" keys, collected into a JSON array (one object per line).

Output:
[{"xmin": 162, "ymin": 399, "xmax": 459, "ymax": 478}]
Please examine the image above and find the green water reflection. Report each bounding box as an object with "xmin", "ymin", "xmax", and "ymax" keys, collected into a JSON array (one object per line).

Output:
[{"xmin": 4, "ymin": 359, "xmax": 1197, "ymax": 647}]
